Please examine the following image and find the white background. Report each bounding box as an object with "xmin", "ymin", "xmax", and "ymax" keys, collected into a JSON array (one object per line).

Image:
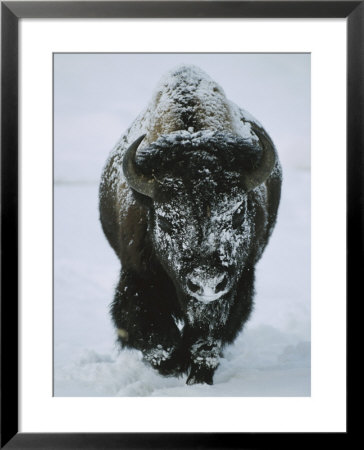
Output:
[{"xmin": 20, "ymin": 19, "xmax": 346, "ymax": 432}]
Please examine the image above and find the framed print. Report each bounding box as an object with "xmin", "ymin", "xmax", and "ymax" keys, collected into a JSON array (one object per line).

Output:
[{"xmin": 1, "ymin": 1, "xmax": 359, "ymax": 448}]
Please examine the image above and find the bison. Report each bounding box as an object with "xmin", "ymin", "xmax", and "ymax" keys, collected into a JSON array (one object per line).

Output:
[{"xmin": 99, "ymin": 65, "xmax": 282, "ymax": 385}]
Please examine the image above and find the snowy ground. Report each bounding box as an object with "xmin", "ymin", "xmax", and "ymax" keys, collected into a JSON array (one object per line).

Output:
[{"xmin": 54, "ymin": 167, "xmax": 310, "ymax": 397}]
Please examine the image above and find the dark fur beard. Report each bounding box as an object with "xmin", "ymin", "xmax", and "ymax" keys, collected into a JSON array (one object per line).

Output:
[{"xmin": 184, "ymin": 293, "xmax": 234, "ymax": 334}]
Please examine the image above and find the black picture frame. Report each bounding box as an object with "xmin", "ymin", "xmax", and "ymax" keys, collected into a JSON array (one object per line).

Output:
[{"xmin": 1, "ymin": 1, "xmax": 359, "ymax": 448}]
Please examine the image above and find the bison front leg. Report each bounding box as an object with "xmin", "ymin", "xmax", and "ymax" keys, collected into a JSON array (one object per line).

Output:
[
  {"xmin": 186, "ymin": 338, "xmax": 222, "ymax": 385},
  {"xmin": 111, "ymin": 270, "xmax": 184, "ymax": 376}
]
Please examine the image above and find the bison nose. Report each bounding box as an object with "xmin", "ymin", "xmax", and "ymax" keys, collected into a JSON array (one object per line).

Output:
[
  {"xmin": 215, "ymin": 275, "xmax": 228, "ymax": 293},
  {"xmin": 187, "ymin": 279, "xmax": 202, "ymax": 295},
  {"xmin": 186, "ymin": 273, "xmax": 229, "ymax": 303}
]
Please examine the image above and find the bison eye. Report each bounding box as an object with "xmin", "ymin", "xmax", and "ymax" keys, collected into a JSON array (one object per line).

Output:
[
  {"xmin": 232, "ymin": 208, "xmax": 245, "ymax": 229},
  {"xmin": 158, "ymin": 216, "xmax": 173, "ymax": 234}
]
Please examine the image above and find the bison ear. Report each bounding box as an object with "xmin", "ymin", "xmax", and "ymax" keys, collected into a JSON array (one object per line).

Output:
[
  {"xmin": 123, "ymin": 135, "xmax": 156, "ymax": 199},
  {"xmin": 242, "ymin": 125, "xmax": 277, "ymax": 191}
]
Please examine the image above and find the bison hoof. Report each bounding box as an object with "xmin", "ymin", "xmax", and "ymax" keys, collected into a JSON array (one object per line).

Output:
[
  {"xmin": 186, "ymin": 367, "xmax": 214, "ymax": 385},
  {"xmin": 154, "ymin": 357, "xmax": 183, "ymax": 377},
  {"xmin": 144, "ymin": 346, "xmax": 187, "ymax": 377}
]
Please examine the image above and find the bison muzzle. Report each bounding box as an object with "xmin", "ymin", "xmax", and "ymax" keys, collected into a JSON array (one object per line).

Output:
[{"xmin": 99, "ymin": 65, "xmax": 282, "ymax": 385}]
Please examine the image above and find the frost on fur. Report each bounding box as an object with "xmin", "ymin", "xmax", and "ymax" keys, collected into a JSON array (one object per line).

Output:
[{"xmin": 100, "ymin": 65, "xmax": 282, "ymax": 385}]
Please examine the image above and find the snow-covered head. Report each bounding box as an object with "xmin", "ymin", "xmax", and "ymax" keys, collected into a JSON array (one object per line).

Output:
[{"xmin": 123, "ymin": 129, "xmax": 276, "ymax": 306}]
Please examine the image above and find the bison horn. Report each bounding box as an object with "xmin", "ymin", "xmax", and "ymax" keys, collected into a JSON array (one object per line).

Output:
[
  {"xmin": 122, "ymin": 134, "xmax": 155, "ymax": 198},
  {"xmin": 242, "ymin": 125, "xmax": 277, "ymax": 191}
]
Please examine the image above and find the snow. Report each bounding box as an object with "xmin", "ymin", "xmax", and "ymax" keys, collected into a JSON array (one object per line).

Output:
[
  {"xmin": 144, "ymin": 65, "xmax": 257, "ymax": 144},
  {"xmin": 54, "ymin": 168, "xmax": 310, "ymax": 397},
  {"xmin": 144, "ymin": 346, "xmax": 174, "ymax": 367}
]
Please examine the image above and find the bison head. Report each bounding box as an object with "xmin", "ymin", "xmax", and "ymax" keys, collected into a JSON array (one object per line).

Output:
[{"xmin": 123, "ymin": 129, "xmax": 276, "ymax": 312}]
